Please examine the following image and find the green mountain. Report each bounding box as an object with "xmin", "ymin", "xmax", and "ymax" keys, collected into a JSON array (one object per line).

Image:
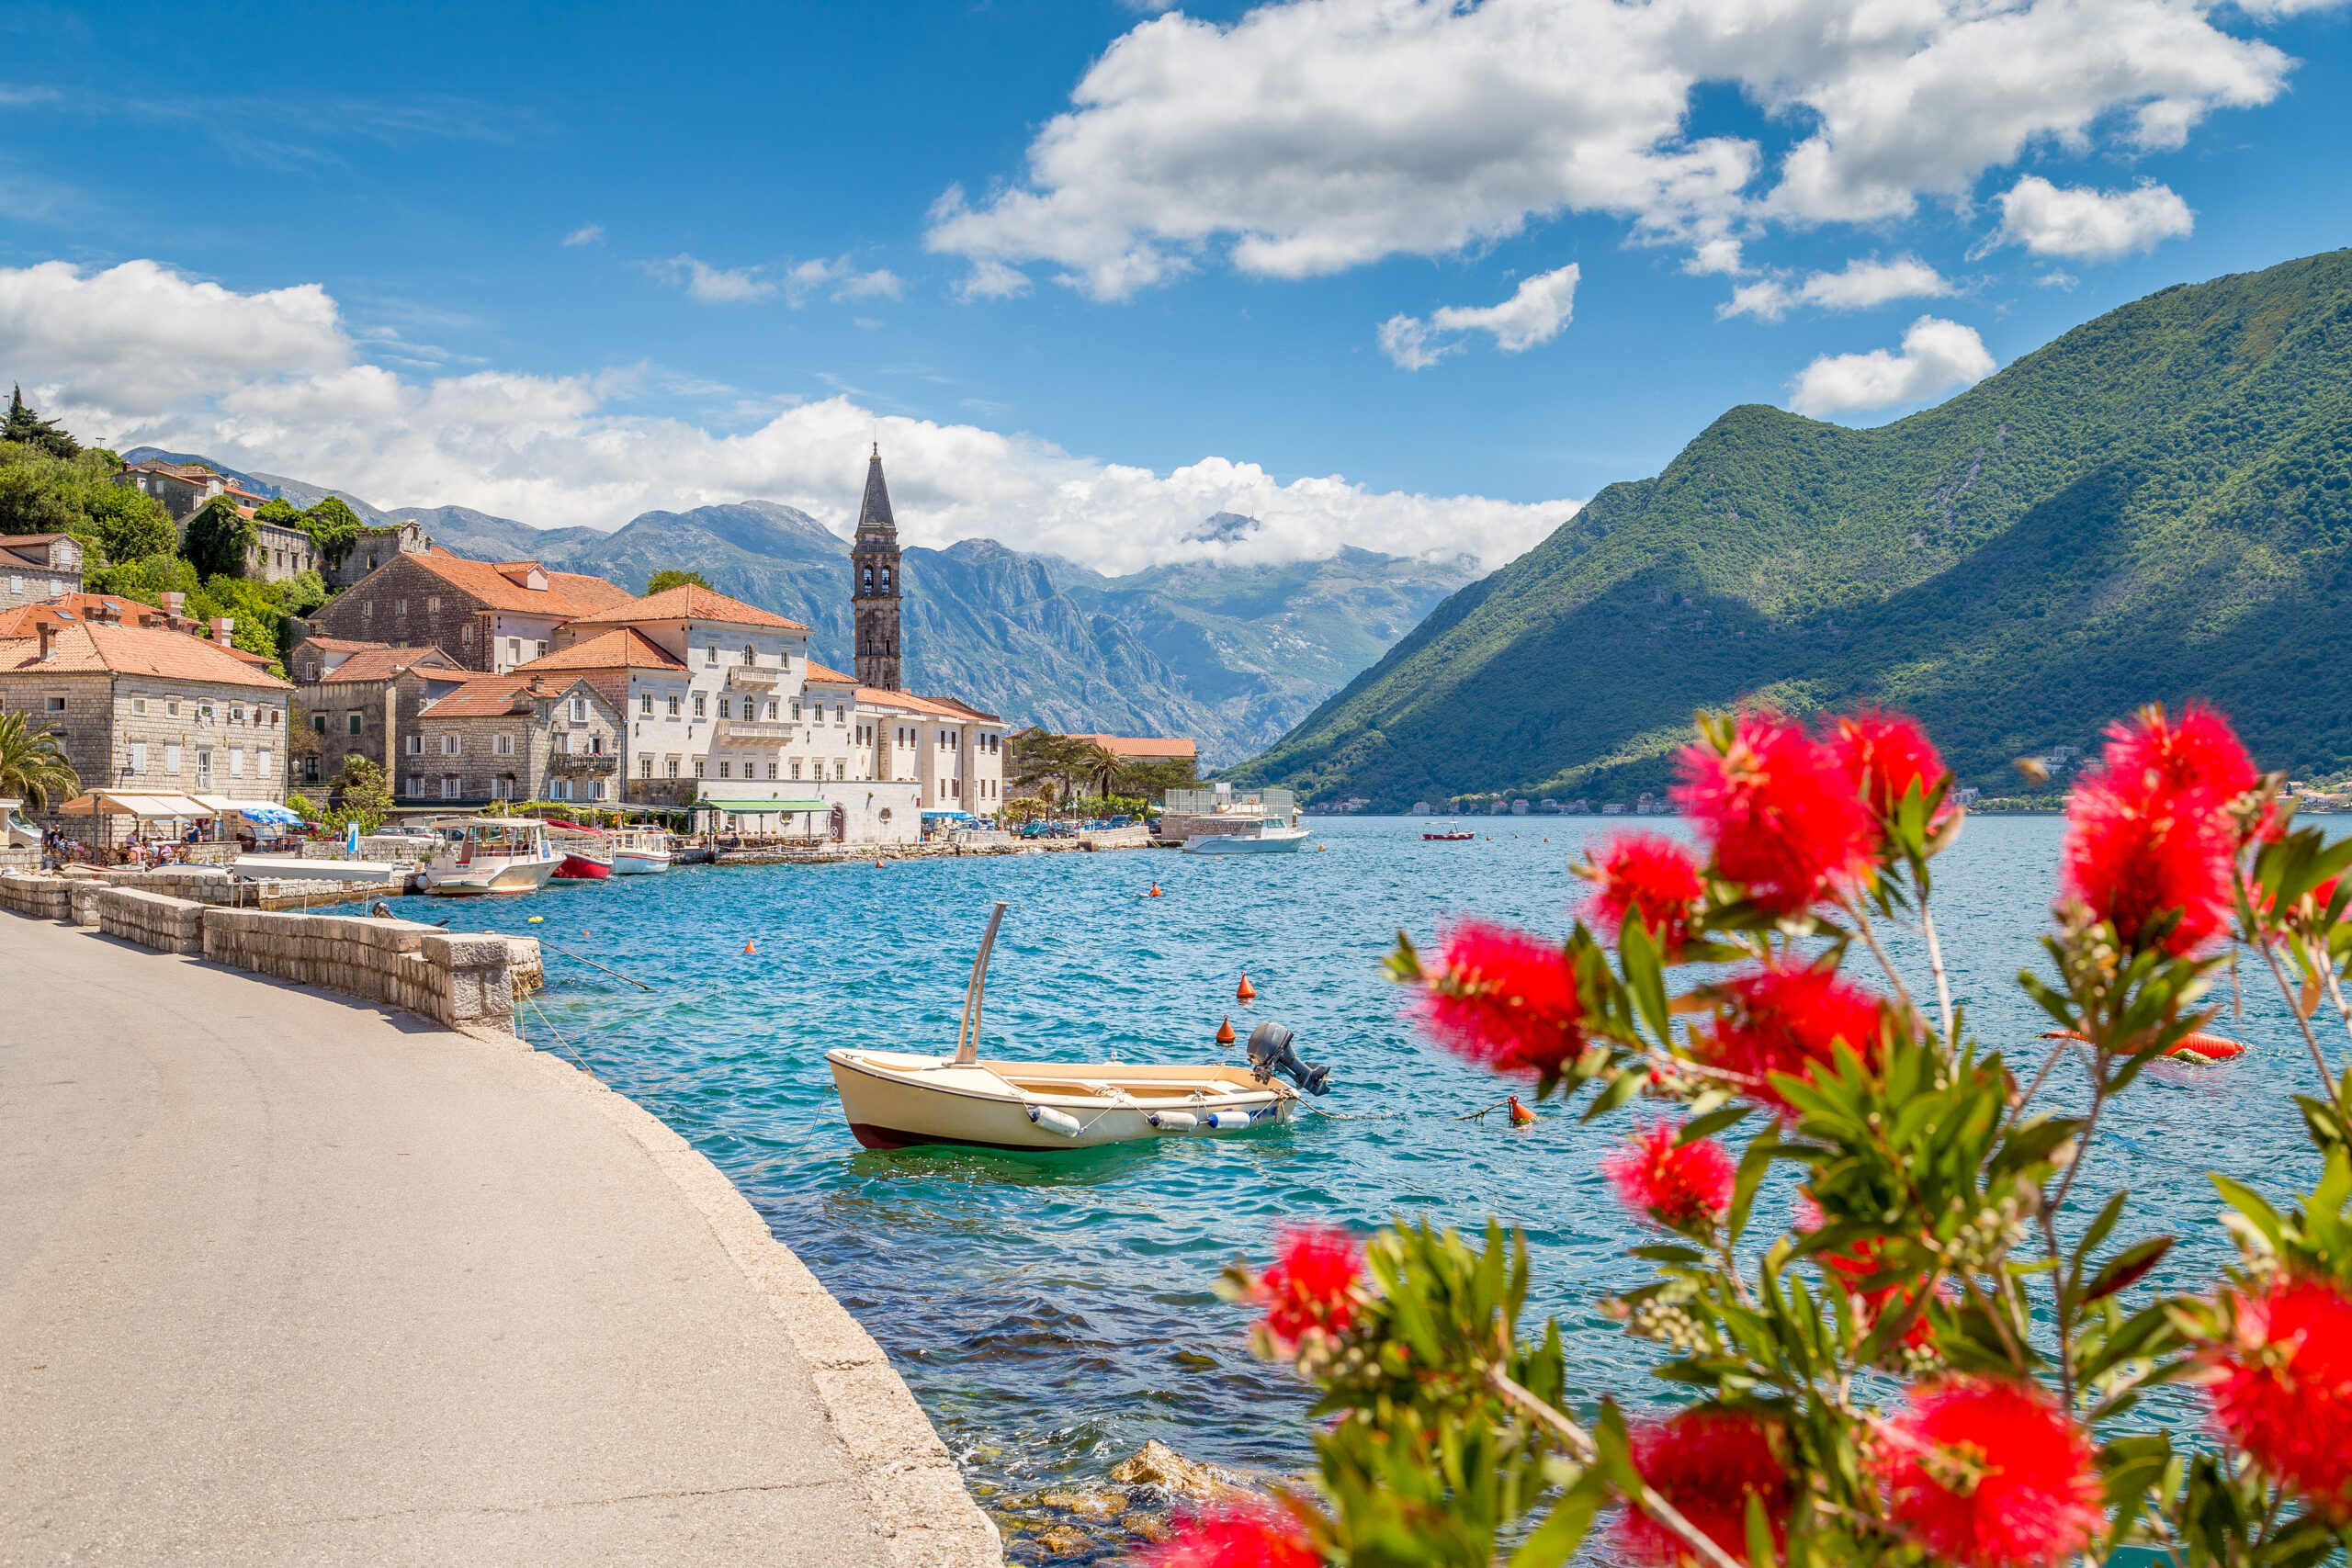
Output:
[{"xmin": 1228, "ymin": 248, "xmax": 2352, "ymax": 807}]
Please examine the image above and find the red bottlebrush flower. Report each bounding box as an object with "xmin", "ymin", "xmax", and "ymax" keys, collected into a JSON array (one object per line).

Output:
[
  {"xmin": 1882, "ymin": 1378, "xmax": 2103, "ymax": 1568},
  {"xmin": 1675, "ymin": 712, "xmax": 1876, "ymax": 913},
  {"xmin": 2060, "ymin": 768, "xmax": 2235, "ymax": 955},
  {"xmin": 1146, "ymin": 1506, "xmax": 1321, "ymax": 1568},
  {"xmin": 1828, "ymin": 709, "xmax": 1949, "ymax": 824},
  {"xmin": 2104, "ymin": 703, "xmax": 2257, "ymax": 804},
  {"xmin": 1252, "ymin": 1226, "xmax": 1362, "ymax": 1352},
  {"xmin": 1419, "ymin": 919, "xmax": 1587, "ymax": 1078},
  {"xmin": 1818, "ymin": 1236, "xmax": 1944, "ymax": 1351},
  {"xmin": 2209, "ymin": 1274, "xmax": 2352, "ymax": 1518},
  {"xmin": 1604, "ymin": 1122, "xmax": 1736, "ymax": 1228},
  {"xmin": 1702, "ymin": 963, "xmax": 1886, "ymax": 1112},
  {"xmin": 1617, "ymin": 1406, "xmax": 1792, "ymax": 1567},
  {"xmin": 1586, "ymin": 833, "xmax": 1706, "ymax": 954}
]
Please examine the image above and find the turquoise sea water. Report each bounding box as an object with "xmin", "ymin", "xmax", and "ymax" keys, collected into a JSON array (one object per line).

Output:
[{"xmin": 363, "ymin": 816, "xmax": 2337, "ymax": 1553}]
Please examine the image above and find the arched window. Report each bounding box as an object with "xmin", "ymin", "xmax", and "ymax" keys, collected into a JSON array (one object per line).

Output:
[
  {"xmin": 879, "ymin": 568, "xmax": 891, "ymax": 592},
  {"xmin": 862, "ymin": 566, "xmax": 873, "ymax": 589},
  {"xmin": 742, "ymin": 644, "xmax": 756, "ymax": 666}
]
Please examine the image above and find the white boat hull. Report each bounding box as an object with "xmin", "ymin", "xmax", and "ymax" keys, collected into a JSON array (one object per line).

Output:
[
  {"xmin": 609, "ymin": 848, "xmax": 671, "ymax": 874},
  {"xmin": 826, "ymin": 1049, "xmax": 1295, "ymax": 1151},
  {"xmin": 232, "ymin": 855, "xmax": 402, "ymax": 884},
  {"xmin": 422, "ymin": 855, "xmax": 560, "ymax": 897},
  {"xmin": 1182, "ymin": 827, "xmax": 1311, "ymax": 854}
]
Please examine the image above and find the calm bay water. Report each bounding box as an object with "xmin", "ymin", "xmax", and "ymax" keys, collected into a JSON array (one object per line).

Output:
[{"xmin": 366, "ymin": 816, "xmax": 2336, "ymax": 1552}]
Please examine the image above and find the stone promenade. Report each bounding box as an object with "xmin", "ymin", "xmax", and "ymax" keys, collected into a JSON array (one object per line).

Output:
[{"xmin": 0, "ymin": 916, "xmax": 999, "ymax": 1566}]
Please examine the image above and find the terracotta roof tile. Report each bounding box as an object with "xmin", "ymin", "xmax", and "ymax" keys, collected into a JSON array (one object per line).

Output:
[
  {"xmin": 0, "ymin": 622, "xmax": 292, "ymax": 690},
  {"xmin": 516, "ymin": 627, "xmax": 687, "ymax": 673},
  {"xmin": 854, "ymin": 686, "xmax": 1003, "ymax": 723},
  {"xmin": 560, "ymin": 583, "xmax": 808, "ymax": 632},
  {"xmin": 308, "ymin": 646, "xmax": 469, "ymax": 683},
  {"xmin": 1063, "ymin": 733, "xmax": 1197, "ymax": 761},
  {"xmin": 421, "ymin": 672, "xmax": 602, "ymax": 718},
  {"xmin": 405, "ymin": 552, "xmax": 636, "ymax": 618},
  {"xmin": 291, "ymin": 636, "xmax": 391, "ymax": 654},
  {"xmin": 804, "ymin": 660, "xmax": 857, "ymax": 683}
]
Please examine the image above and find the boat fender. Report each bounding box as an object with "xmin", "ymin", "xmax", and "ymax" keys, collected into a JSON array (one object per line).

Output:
[
  {"xmin": 1204, "ymin": 1110, "xmax": 1252, "ymax": 1131},
  {"xmin": 1148, "ymin": 1110, "xmax": 1199, "ymax": 1131},
  {"xmin": 1026, "ymin": 1104, "xmax": 1085, "ymax": 1138}
]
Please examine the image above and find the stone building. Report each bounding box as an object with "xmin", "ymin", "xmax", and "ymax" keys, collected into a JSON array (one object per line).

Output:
[
  {"xmin": 857, "ymin": 686, "xmax": 1008, "ymax": 813},
  {"xmin": 286, "ymin": 637, "xmax": 485, "ymax": 790},
  {"xmin": 507, "ymin": 628, "xmax": 690, "ymax": 801},
  {"xmin": 0, "ymin": 615, "xmax": 293, "ymax": 838},
  {"xmin": 115, "ymin": 460, "xmax": 318, "ymax": 582},
  {"xmin": 306, "ymin": 550, "xmax": 634, "ymax": 672},
  {"xmin": 2, "ymin": 535, "xmax": 84, "ymax": 611},
  {"xmin": 852, "ymin": 446, "xmax": 904, "ymax": 690},
  {"xmin": 323, "ymin": 519, "xmax": 434, "ymax": 592},
  {"xmin": 406, "ymin": 673, "xmax": 624, "ymax": 808},
  {"xmin": 118, "ymin": 458, "xmax": 234, "ymax": 523}
]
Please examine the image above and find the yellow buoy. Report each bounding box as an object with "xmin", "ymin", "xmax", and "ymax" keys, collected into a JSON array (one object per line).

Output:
[{"xmin": 527, "ymin": 915, "xmax": 544, "ymax": 923}]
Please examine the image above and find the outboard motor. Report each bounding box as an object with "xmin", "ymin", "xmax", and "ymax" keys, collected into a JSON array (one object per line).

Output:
[{"xmin": 1247, "ymin": 1021, "xmax": 1333, "ymax": 1096}]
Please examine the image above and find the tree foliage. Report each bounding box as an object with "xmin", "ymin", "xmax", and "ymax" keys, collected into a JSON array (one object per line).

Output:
[
  {"xmin": 3, "ymin": 386, "xmax": 78, "ymax": 458},
  {"xmin": 0, "ymin": 709, "xmax": 80, "ymax": 811},
  {"xmin": 647, "ymin": 568, "xmax": 714, "ymax": 593},
  {"xmin": 326, "ymin": 754, "xmax": 393, "ymax": 834},
  {"xmin": 0, "ymin": 435, "xmax": 172, "ymax": 564},
  {"xmin": 180, "ymin": 495, "xmax": 258, "ymax": 580},
  {"xmin": 1008, "ymin": 726, "xmax": 1196, "ymax": 807}
]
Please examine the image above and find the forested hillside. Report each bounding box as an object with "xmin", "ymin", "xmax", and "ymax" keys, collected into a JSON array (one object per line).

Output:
[{"xmin": 1228, "ymin": 249, "xmax": 2352, "ymax": 806}]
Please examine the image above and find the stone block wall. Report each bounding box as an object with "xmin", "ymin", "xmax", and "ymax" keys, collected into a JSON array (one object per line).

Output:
[
  {"xmin": 69, "ymin": 881, "xmax": 104, "ymax": 926},
  {"xmin": 98, "ymin": 888, "xmax": 207, "ymax": 955},
  {"xmin": 0, "ymin": 873, "xmax": 73, "ymax": 919},
  {"xmin": 202, "ymin": 908, "xmax": 532, "ymax": 1030}
]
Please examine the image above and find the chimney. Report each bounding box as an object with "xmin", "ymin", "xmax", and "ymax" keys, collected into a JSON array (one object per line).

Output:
[
  {"xmin": 161, "ymin": 591, "xmax": 185, "ymax": 617},
  {"xmin": 211, "ymin": 616, "xmax": 234, "ymax": 645},
  {"xmin": 37, "ymin": 622, "xmax": 59, "ymax": 661}
]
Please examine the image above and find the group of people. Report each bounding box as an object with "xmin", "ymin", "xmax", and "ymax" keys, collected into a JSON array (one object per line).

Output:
[{"xmin": 38, "ymin": 818, "xmax": 265, "ymax": 870}]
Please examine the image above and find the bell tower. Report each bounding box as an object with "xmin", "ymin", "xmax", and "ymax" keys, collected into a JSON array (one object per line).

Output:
[{"xmin": 851, "ymin": 445, "xmax": 903, "ymax": 690}]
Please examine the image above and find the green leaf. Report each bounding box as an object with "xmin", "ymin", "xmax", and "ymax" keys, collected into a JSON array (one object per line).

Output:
[
  {"xmin": 1509, "ymin": 1475, "xmax": 1606, "ymax": 1568},
  {"xmin": 1678, "ymin": 1104, "xmax": 1752, "ymax": 1145},
  {"xmin": 1726, "ymin": 1133, "xmax": 1784, "ymax": 1245},
  {"xmin": 1583, "ymin": 1065, "xmax": 1648, "ymax": 1122},
  {"xmin": 2083, "ymin": 1236, "xmax": 2174, "ymax": 1303},
  {"xmin": 1744, "ymin": 1487, "xmax": 1775, "ymax": 1568},
  {"xmin": 2210, "ymin": 1173, "xmax": 2286, "ymax": 1249},
  {"xmin": 1630, "ymin": 1244, "xmax": 1708, "ymax": 1264},
  {"xmin": 1620, "ymin": 919, "xmax": 1672, "ymax": 1045}
]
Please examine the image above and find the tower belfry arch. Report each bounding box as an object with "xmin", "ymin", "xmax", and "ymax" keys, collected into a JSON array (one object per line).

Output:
[{"xmin": 851, "ymin": 444, "xmax": 903, "ymax": 691}]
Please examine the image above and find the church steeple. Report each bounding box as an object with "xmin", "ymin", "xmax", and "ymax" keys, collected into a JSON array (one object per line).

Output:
[{"xmin": 851, "ymin": 445, "xmax": 903, "ymax": 690}]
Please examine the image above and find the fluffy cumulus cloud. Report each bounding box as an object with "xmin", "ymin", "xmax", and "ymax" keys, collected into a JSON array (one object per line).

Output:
[
  {"xmin": 1721, "ymin": 255, "xmax": 1953, "ymax": 321},
  {"xmin": 1787, "ymin": 316, "xmax": 1996, "ymax": 418},
  {"xmin": 926, "ymin": 0, "xmax": 2307, "ymax": 299},
  {"xmin": 1, "ymin": 260, "xmax": 1570, "ymax": 574},
  {"xmin": 1379, "ymin": 264, "xmax": 1578, "ymax": 369},
  {"xmin": 1984, "ymin": 175, "xmax": 2196, "ymax": 261}
]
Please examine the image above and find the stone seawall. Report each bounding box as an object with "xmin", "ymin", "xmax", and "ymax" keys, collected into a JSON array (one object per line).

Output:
[
  {"xmin": 98, "ymin": 887, "xmax": 208, "ymax": 956},
  {"xmin": 203, "ymin": 908, "xmax": 528, "ymax": 1031},
  {"xmin": 0, "ymin": 873, "xmax": 72, "ymax": 920}
]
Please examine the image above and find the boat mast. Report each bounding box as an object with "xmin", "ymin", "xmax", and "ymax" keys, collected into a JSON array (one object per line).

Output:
[{"xmin": 954, "ymin": 900, "xmax": 1009, "ymax": 1065}]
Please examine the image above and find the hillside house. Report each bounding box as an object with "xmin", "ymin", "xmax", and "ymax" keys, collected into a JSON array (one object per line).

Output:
[
  {"xmin": 286, "ymin": 637, "xmax": 486, "ymax": 789},
  {"xmin": 307, "ymin": 551, "xmax": 635, "ymax": 671},
  {"xmin": 406, "ymin": 673, "xmax": 624, "ymax": 807},
  {"xmin": 113, "ymin": 462, "xmax": 321, "ymax": 582},
  {"xmin": 2, "ymin": 536, "xmax": 84, "ymax": 610},
  {"xmin": 322, "ymin": 519, "xmax": 434, "ymax": 592}
]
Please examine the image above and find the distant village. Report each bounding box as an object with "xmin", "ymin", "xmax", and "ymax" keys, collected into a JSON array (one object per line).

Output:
[{"xmin": 2, "ymin": 437, "xmax": 1196, "ymax": 852}]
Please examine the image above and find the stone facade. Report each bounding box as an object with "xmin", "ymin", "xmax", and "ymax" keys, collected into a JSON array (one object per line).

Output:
[
  {"xmin": 323, "ymin": 520, "xmax": 434, "ymax": 592},
  {"xmin": 309, "ymin": 553, "xmax": 634, "ymax": 674},
  {"xmin": 851, "ymin": 447, "xmax": 904, "ymax": 691},
  {"xmin": 1, "ymin": 535, "xmax": 85, "ymax": 611},
  {"xmin": 288, "ymin": 639, "xmax": 478, "ymax": 792},
  {"xmin": 406, "ymin": 674, "xmax": 624, "ymax": 808}
]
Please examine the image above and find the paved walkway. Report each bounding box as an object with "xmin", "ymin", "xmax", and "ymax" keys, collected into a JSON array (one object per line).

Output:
[{"xmin": 0, "ymin": 918, "xmax": 998, "ymax": 1566}]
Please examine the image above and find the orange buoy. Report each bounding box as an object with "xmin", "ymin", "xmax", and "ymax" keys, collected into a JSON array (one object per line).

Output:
[
  {"xmin": 743, "ymin": 939, "xmax": 756, "ymax": 954},
  {"xmin": 1148, "ymin": 882, "xmax": 1162, "ymax": 897},
  {"xmin": 2040, "ymin": 1028, "xmax": 2247, "ymax": 1062},
  {"xmin": 1508, "ymin": 1094, "xmax": 1538, "ymax": 1126},
  {"xmin": 1216, "ymin": 1014, "xmax": 1237, "ymax": 1046},
  {"xmin": 1237, "ymin": 973, "xmax": 1257, "ymax": 1003}
]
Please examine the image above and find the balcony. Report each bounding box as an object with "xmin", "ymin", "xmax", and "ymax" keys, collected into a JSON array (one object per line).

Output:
[
  {"xmin": 548, "ymin": 753, "xmax": 618, "ymax": 776},
  {"xmin": 727, "ymin": 665, "xmax": 783, "ymax": 688},
  {"xmin": 717, "ymin": 718, "xmax": 792, "ymax": 743}
]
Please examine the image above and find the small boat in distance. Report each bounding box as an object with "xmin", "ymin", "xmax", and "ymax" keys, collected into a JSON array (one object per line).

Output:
[
  {"xmin": 825, "ymin": 903, "xmax": 1332, "ymax": 1150},
  {"xmin": 608, "ymin": 827, "xmax": 672, "ymax": 875},
  {"xmin": 1423, "ymin": 820, "xmax": 1475, "ymax": 840},
  {"xmin": 417, "ymin": 818, "xmax": 562, "ymax": 897}
]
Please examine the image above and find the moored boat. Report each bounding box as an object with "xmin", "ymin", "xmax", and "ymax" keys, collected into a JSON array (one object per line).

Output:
[
  {"xmin": 1423, "ymin": 819, "xmax": 1475, "ymax": 840},
  {"xmin": 608, "ymin": 827, "xmax": 672, "ymax": 875},
  {"xmin": 1182, "ymin": 818, "xmax": 1313, "ymax": 854},
  {"xmin": 824, "ymin": 902, "xmax": 1333, "ymax": 1150},
  {"xmin": 543, "ymin": 819, "xmax": 614, "ymax": 881},
  {"xmin": 417, "ymin": 818, "xmax": 562, "ymax": 897}
]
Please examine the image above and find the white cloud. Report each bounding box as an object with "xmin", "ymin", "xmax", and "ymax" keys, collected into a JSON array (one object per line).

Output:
[
  {"xmin": 927, "ymin": 0, "xmax": 2300, "ymax": 299},
  {"xmin": 1985, "ymin": 175, "xmax": 2195, "ymax": 262},
  {"xmin": 1721, "ymin": 255, "xmax": 1953, "ymax": 321},
  {"xmin": 1380, "ymin": 264, "xmax": 1579, "ymax": 368},
  {"xmin": 644, "ymin": 253, "xmax": 901, "ymax": 307},
  {"xmin": 1788, "ymin": 316, "xmax": 1996, "ymax": 418},
  {"xmin": 0, "ymin": 258, "xmax": 1572, "ymax": 575},
  {"xmin": 561, "ymin": 224, "xmax": 605, "ymax": 247},
  {"xmin": 953, "ymin": 258, "xmax": 1033, "ymax": 302}
]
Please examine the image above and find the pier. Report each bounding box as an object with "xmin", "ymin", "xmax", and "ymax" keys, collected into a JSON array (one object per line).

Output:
[{"xmin": 0, "ymin": 911, "xmax": 1001, "ymax": 1566}]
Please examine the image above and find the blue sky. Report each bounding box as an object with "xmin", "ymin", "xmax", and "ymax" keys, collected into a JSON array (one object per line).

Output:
[{"xmin": 0, "ymin": 0, "xmax": 2345, "ymax": 573}]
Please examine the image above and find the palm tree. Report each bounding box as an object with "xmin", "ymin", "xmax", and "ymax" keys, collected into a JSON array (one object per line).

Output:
[{"xmin": 0, "ymin": 709, "xmax": 80, "ymax": 812}]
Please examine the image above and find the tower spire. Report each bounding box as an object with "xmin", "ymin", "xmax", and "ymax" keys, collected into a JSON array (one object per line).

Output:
[{"xmin": 851, "ymin": 447, "xmax": 903, "ymax": 690}]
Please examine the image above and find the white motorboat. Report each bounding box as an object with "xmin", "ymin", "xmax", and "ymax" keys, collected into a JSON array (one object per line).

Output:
[
  {"xmin": 232, "ymin": 854, "xmax": 404, "ymax": 884},
  {"xmin": 825, "ymin": 903, "xmax": 1331, "ymax": 1151},
  {"xmin": 1182, "ymin": 818, "xmax": 1313, "ymax": 853},
  {"xmin": 417, "ymin": 818, "xmax": 562, "ymax": 897},
  {"xmin": 608, "ymin": 828, "xmax": 672, "ymax": 875}
]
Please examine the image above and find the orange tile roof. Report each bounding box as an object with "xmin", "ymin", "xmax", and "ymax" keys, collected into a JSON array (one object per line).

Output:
[
  {"xmin": 1063, "ymin": 733, "xmax": 1197, "ymax": 761},
  {"xmin": 855, "ymin": 686, "xmax": 1004, "ymax": 724},
  {"xmin": 421, "ymin": 672, "xmax": 603, "ymax": 719},
  {"xmin": 517, "ymin": 627, "xmax": 687, "ymax": 673},
  {"xmin": 0, "ymin": 594, "xmax": 282, "ymax": 667},
  {"xmin": 405, "ymin": 551, "xmax": 636, "ymax": 618},
  {"xmin": 308, "ymin": 646, "xmax": 469, "ymax": 683},
  {"xmin": 292, "ymin": 635, "xmax": 391, "ymax": 654},
  {"xmin": 560, "ymin": 583, "xmax": 808, "ymax": 632},
  {"xmin": 0, "ymin": 622, "xmax": 291, "ymax": 690},
  {"xmin": 804, "ymin": 660, "xmax": 857, "ymax": 684}
]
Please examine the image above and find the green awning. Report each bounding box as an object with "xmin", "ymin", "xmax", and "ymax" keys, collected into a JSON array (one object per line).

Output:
[{"xmin": 699, "ymin": 798, "xmax": 831, "ymax": 812}]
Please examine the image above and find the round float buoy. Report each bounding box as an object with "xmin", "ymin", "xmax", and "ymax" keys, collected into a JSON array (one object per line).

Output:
[
  {"xmin": 1216, "ymin": 1014, "xmax": 1236, "ymax": 1046},
  {"xmin": 527, "ymin": 915, "xmax": 544, "ymax": 923},
  {"xmin": 1237, "ymin": 973, "xmax": 1257, "ymax": 1003},
  {"xmin": 743, "ymin": 939, "xmax": 757, "ymax": 954},
  {"xmin": 2040, "ymin": 1028, "xmax": 2246, "ymax": 1062},
  {"xmin": 1508, "ymin": 1094, "xmax": 1538, "ymax": 1126}
]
